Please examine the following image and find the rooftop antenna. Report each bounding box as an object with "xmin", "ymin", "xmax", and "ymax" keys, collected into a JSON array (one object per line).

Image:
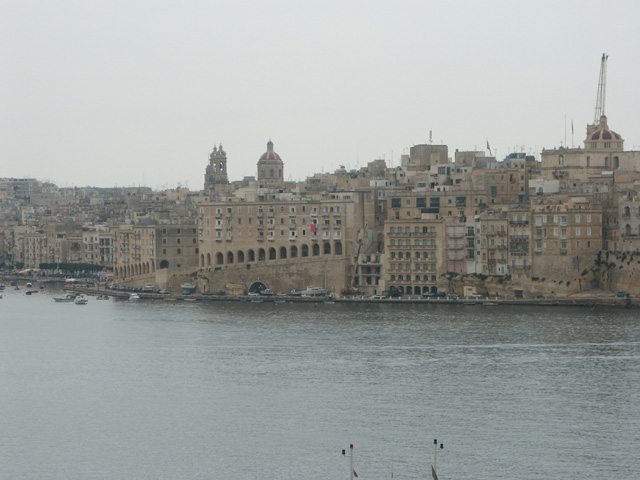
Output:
[{"xmin": 594, "ymin": 53, "xmax": 608, "ymax": 124}]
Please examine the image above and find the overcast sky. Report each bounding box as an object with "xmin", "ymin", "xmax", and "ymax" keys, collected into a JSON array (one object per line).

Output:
[{"xmin": 2, "ymin": 0, "xmax": 639, "ymax": 190}]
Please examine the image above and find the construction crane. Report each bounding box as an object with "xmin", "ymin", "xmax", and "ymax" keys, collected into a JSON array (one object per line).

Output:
[{"xmin": 594, "ymin": 53, "xmax": 608, "ymax": 124}]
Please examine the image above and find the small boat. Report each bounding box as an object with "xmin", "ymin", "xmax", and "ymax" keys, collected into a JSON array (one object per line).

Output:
[
  {"xmin": 301, "ymin": 286, "xmax": 329, "ymax": 297},
  {"xmin": 0, "ymin": 284, "xmax": 5, "ymax": 290},
  {"xmin": 181, "ymin": 283, "xmax": 196, "ymax": 295},
  {"xmin": 96, "ymin": 294, "xmax": 109, "ymax": 300},
  {"xmin": 483, "ymin": 302, "xmax": 498, "ymax": 306},
  {"xmin": 260, "ymin": 289, "xmax": 275, "ymax": 296},
  {"xmin": 129, "ymin": 293, "xmax": 140, "ymax": 301},
  {"xmin": 54, "ymin": 294, "xmax": 76, "ymax": 303},
  {"xmin": 26, "ymin": 282, "xmax": 33, "ymax": 288},
  {"xmin": 74, "ymin": 296, "xmax": 88, "ymax": 305}
]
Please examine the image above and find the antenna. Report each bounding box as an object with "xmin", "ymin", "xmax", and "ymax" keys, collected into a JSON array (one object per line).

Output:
[{"xmin": 594, "ymin": 53, "xmax": 608, "ymax": 124}]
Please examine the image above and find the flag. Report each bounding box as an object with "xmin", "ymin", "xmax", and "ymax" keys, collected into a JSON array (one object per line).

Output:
[
  {"xmin": 353, "ymin": 470, "xmax": 358, "ymax": 478},
  {"xmin": 486, "ymin": 140, "xmax": 492, "ymax": 156},
  {"xmin": 431, "ymin": 465, "xmax": 438, "ymax": 480},
  {"xmin": 310, "ymin": 223, "xmax": 317, "ymax": 233},
  {"xmin": 571, "ymin": 120, "xmax": 574, "ymax": 135}
]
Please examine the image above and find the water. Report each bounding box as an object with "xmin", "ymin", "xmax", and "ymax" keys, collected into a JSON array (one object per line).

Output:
[{"xmin": 1, "ymin": 288, "xmax": 639, "ymax": 479}]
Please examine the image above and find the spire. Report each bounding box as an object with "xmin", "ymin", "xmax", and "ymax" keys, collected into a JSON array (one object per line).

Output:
[{"xmin": 267, "ymin": 139, "xmax": 273, "ymax": 152}]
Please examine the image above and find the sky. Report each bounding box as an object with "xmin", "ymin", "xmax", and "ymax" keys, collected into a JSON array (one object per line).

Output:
[{"xmin": 2, "ymin": 0, "xmax": 640, "ymax": 190}]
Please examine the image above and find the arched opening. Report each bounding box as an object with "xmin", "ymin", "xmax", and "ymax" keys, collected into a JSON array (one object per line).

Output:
[
  {"xmin": 280, "ymin": 246, "xmax": 287, "ymax": 259},
  {"xmin": 430, "ymin": 286, "xmax": 438, "ymax": 293},
  {"xmin": 301, "ymin": 244, "xmax": 309, "ymax": 257},
  {"xmin": 258, "ymin": 248, "xmax": 266, "ymax": 261},
  {"xmin": 227, "ymin": 251, "xmax": 234, "ymax": 264},
  {"xmin": 160, "ymin": 260, "xmax": 169, "ymax": 269},
  {"xmin": 207, "ymin": 253, "xmax": 211, "ymax": 266},
  {"xmin": 624, "ymin": 206, "xmax": 631, "ymax": 216},
  {"xmin": 625, "ymin": 224, "xmax": 632, "ymax": 236},
  {"xmin": 269, "ymin": 248, "xmax": 276, "ymax": 260},
  {"xmin": 151, "ymin": 260, "xmax": 155, "ymax": 272},
  {"xmin": 397, "ymin": 286, "xmax": 405, "ymax": 295},
  {"xmin": 248, "ymin": 249, "xmax": 255, "ymax": 262},
  {"xmin": 406, "ymin": 286, "xmax": 413, "ymax": 295},
  {"xmin": 334, "ymin": 241, "xmax": 343, "ymax": 255},
  {"xmin": 237, "ymin": 250, "xmax": 245, "ymax": 263},
  {"xmin": 323, "ymin": 242, "xmax": 331, "ymax": 255},
  {"xmin": 200, "ymin": 253, "xmax": 204, "ymax": 267},
  {"xmin": 312, "ymin": 243, "xmax": 320, "ymax": 256},
  {"xmin": 270, "ymin": 169, "xmax": 274, "ymax": 177},
  {"xmin": 291, "ymin": 245, "xmax": 298, "ymax": 258},
  {"xmin": 248, "ymin": 281, "xmax": 268, "ymax": 294},
  {"xmin": 422, "ymin": 286, "xmax": 430, "ymax": 295},
  {"xmin": 216, "ymin": 252, "xmax": 223, "ymax": 265}
]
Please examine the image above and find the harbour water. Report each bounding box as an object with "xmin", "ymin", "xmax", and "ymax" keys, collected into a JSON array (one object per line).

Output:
[{"xmin": 1, "ymin": 288, "xmax": 639, "ymax": 479}]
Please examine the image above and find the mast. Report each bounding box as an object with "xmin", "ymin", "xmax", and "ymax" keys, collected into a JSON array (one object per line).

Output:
[{"xmin": 593, "ymin": 53, "xmax": 608, "ymax": 124}]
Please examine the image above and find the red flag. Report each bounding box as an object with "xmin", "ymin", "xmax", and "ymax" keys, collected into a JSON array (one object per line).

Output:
[
  {"xmin": 311, "ymin": 223, "xmax": 317, "ymax": 233},
  {"xmin": 353, "ymin": 470, "xmax": 358, "ymax": 478}
]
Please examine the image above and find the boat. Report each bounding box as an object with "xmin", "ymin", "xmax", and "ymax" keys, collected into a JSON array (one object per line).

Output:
[
  {"xmin": 181, "ymin": 283, "xmax": 196, "ymax": 295},
  {"xmin": 26, "ymin": 282, "xmax": 33, "ymax": 288},
  {"xmin": 259, "ymin": 289, "xmax": 275, "ymax": 296},
  {"xmin": 74, "ymin": 296, "xmax": 88, "ymax": 305},
  {"xmin": 0, "ymin": 284, "xmax": 5, "ymax": 290},
  {"xmin": 54, "ymin": 294, "xmax": 76, "ymax": 303},
  {"xmin": 483, "ymin": 302, "xmax": 498, "ymax": 306},
  {"xmin": 96, "ymin": 294, "xmax": 109, "ymax": 300},
  {"xmin": 301, "ymin": 286, "xmax": 329, "ymax": 297},
  {"xmin": 129, "ymin": 293, "xmax": 140, "ymax": 301}
]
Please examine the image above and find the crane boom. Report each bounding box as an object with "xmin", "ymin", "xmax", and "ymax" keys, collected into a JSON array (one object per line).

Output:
[{"xmin": 594, "ymin": 53, "xmax": 608, "ymax": 124}]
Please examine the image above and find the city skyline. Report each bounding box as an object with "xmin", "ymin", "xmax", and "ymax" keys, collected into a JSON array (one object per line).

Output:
[{"xmin": 2, "ymin": 0, "xmax": 640, "ymax": 189}]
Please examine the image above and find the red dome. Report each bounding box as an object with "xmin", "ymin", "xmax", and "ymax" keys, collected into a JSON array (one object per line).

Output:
[{"xmin": 258, "ymin": 140, "xmax": 282, "ymax": 163}]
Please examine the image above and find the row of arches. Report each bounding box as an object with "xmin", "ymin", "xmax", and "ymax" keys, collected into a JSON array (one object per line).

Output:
[
  {"xmin": 115, "ymin": 261, "xmax": 156, "ymax": 280},
  {"xmin": 201, "ymin": 241, "xmax": 343, "ymax": 267},
  {"xmin": 389, "ymin": 285, "xmax": 438, "ymax": 295}
]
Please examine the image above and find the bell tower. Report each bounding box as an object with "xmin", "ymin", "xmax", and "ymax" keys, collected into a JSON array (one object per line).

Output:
[{"xmin": 204, "ymin": 143, "xmax": 229, "ymax": 197}]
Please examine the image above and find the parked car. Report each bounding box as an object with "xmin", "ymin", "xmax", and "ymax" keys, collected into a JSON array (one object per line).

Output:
[
  {"xmin": 469, "ymin": 293, "xmax": 483, "ymax": 299},
  {"xmin": 429, "ymin": 292, "xmax": 446, "ymax": 298},
  {"xmin": 371, "ymin": 294, "xmax": 387, "ymax": 300},
  {"xmin": 447, "ymin": 292, "xmax": 459, "ymax": 299},
  {"xmin": 615, "ymin": 291, "xmax": 630, "ymax": 297}
]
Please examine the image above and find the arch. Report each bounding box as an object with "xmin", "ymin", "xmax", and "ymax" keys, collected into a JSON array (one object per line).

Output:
[
  {"xmin": 248, "ymin": 249, "xmax": 256, "ymax": 262},
  {"xmin": 237, "ymin": 250, "xmax": 245, "ymax": 263},
  {"xmin": 422, "ymin": 286, "xmax": 430, "ymax": 295},
  {"xmin": 227, "ymin": 251, "xmax": 234, "ymax": 264},
  {"xmin": 134, "ymin": 264, "xmax": 139, "ymax": 276},
  {"xmin": 301, "ymin": 244, "xmax": 309, "ymax": 257},
  {"xmin": 312, "ymin": 243, "xmax": 320, "ymax": 256},
  {"xmin": 406, "ymin": 286, "xmax": 413, "ymax": 295},
  {"xmin": 430, "ymin": 286, "xmax": 438, "ymax": 293},
  {"xmin": 280, "ymin": 246, "xmax": 287, "ymax": 259},
  {"xmin": 290, "ymin": 245, "xmax": 298, "ymax": 258},
  {"xmin": 624, "ymin": 206, "xmax": 631, "ymax": 216},
  {"xmin": 334, "ymin": 241, "xmax": 343, "ymax": 255},
  {"xmin": 216, "ymin": 252, "xmax": 223, "ymax": 265},
  {"xmin": 151, "ymin": 260, "xmax": 155, "ymax": 272},
  {"xmin": 248, "ymin": 281, "xmax": 268, "ymax": 294},
  {"xmin": 258, "ymin": 248, "xmax": 266, "ymax": 261},
  {"xmin": 625, "ymin": 224, "xmax": 632, "ymax": 236},
  {"xmin": 160, "ymin": 260, "xmax": 169, "ymax": 269},
  {"xmin": 270, "ymin": 169, "xmax": 274, "ymax": 177},
  {"xmin": 397, "ymin": 286, "xmax": 405, "ymax": 295},
  {"xmin": 200, "ymin": 253, "xmax": 204, "ymax": 267},
  {"xmin": 207, "ymin": 253, "xmax": 211, "ymax": 266},
  {"xmin": 323, "ymin": 242, "xmax": 331, "ymax": 255},
  {"xmin": 269, "ymin": 248, "xmax": 276, "ymax": 260}
]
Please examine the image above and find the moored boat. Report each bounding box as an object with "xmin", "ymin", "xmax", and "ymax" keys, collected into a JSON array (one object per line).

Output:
[
  {"xmin": 74, "ymin": 295, "xmax": 88, "ymax": 305},
  {"xmin": 129, "ymin": 293, "xmax": 140, "ymax": 301},
  {"xmin": 54, "ymin": 294, "xmax": 76, "ymax": 303},
  {"xmin": 181, "ymin": 283, "xmax": 196, "ymax": 295},
  {"xmin": 301, "ymin": 286, "xmax": 329, "ymax": 297}
]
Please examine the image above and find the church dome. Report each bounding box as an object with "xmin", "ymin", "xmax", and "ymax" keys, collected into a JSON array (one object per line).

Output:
[
  {"xmin": 588, "ymin": 115, "xmax": 622, "ymax": 141},
  {"xmin": 258, "ymin": 140, "xmax": 283, "ymax": 163}
]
